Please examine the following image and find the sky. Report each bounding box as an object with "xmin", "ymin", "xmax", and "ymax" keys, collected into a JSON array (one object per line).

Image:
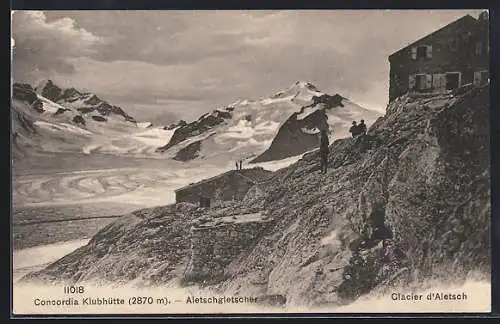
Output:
[{"xmin": 11, "ymin": 9, "xmax": 485, "ymax": 124}]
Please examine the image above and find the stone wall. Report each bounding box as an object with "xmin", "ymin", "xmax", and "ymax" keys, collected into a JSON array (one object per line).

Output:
[{"xmin": 184, "ymin": 216, "xmax": 273, "ymax": 284}]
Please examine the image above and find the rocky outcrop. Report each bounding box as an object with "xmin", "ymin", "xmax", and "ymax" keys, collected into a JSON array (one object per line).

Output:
[
  {"xmin": 251, "ymin": 113, "xmax": 322, "ymax": 163},
  {"xmin": 173, "ymin": 140, "xmax": 202, "ymax": 162},
  {"xmin": 302, "ymin": 93, "xmax": 345, "ymax": 110},
  {"xmin": 158, "ymin": 110, "xmax": 231, "ymax": 152},
  {"xmin": 12, "ymin": 83, "xmax": 44, "ymax": 113},
  {"xmin": 91, "ymin": 115, "xmax": 107, "ymax": 122},
  {"xmin": 22, "ymin": 86, "xmax": 490, "ymax": 308},
  {"xmin": 60, "ymin": 87, "xmax": 82, "ymax": 100},
  {"xmin": 72, "ymin": 115, "xmax": 86, "ymax": 126},
  {"xmin": 13, "ymin": 83, "xmax": 37, "ymax": 102},
  {"xmin": 53, "ymin": 108, "xmax": 70, "ymax": 116},
  {"xmin": 251, "ymin": 93, "xmax": 347, "ymax": 163},
  {"xmin": 164, "ymin": 120, "xmax": 187, "ymax": 130},
  {"xmin": 36, "ymin": 79, "xmax": 62, "ymax": 102}
]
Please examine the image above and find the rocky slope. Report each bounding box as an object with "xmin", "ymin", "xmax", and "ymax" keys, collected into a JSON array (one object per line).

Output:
[
  {"xmin": 156, "ymin": 81, "xmax": 380, "ymax": 164},
  {"xmin": 21, "ymin": 85, "xmax": 490, "ymax": 307}
]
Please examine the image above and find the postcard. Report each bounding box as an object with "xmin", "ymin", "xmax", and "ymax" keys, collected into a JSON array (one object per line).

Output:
[{"xmin": 11, "ymin": 9, "xmax": 491, "ymax": 315}]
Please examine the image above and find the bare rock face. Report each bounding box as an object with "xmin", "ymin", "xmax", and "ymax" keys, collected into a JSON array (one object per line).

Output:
[
  {"xmin": 37, "ymin": 79, "xmax": 62, "ymax": 102},
  {"xmin": 35, "ymin": 79, "xmax": 136, "ymax": 123},
  {"xmin": 173, "ymin": 140, "xmax": 202, "ymax": 161},
  {"xmin": 251, "ymin": 93, "xmax": 347, "ymax": 163},
  {"xmin": 91, "ymin": 115, "xmax": 107, "ymax": 122},
  {"xmin": 13, "ymin": 83, "xmax": 37, "ymax": 102},
  {"xmin": 164, "ymin": 120, "xmax": 187, "ymax": 130},
  {"xmin": 72, "ymin": 115, "xmax": 86, "ymax": 126},
  {"xmin": 12, "ymin": 83, "xmax": 44, "ymax": 113},
  {"xmin": 22, "ymin": 86, "xmax": 490, "ymax": 308},
  {"xmin": 157, "ymin": 110, "xmax": 231, "ymax": 152},
  {"xmin": 250, "ymin": 111, "xmax": 324, "ymax": 163}
]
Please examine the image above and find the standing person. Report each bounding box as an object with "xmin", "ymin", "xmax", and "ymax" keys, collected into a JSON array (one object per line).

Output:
[
  {"xmin": 359, "ymin": 120, "xmax": 367, "ymax": 136},
  {"xmin": 235, "ymin": 161, "xmax": 239, "ymax": 170},
  {"xmin": 239, "ymin": 160, "xmax": 243, "ymax": 170},
  {"xmin": 319, "ymin": 129, "xmax": 329, "ymax": 174},
  {"xmin": 349, "ymin": 121, "xmax": 359, "ymax": 138},
  {"xmin": 357, "ymin": 119, "xmax": 368, "ymax": 152}
]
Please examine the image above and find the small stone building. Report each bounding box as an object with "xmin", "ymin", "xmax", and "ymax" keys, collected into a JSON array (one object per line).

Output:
[
  {"xmin": 388, "ymin": 11, "xmax": 489, "ymax": 102},
  {"xmin": 175, "ymin": 167, "xmax": 273, "ymax": 206}
]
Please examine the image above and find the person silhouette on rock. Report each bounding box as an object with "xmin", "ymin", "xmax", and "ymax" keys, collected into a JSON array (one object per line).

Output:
[
  {"xmin": 359, "ymin": 120, "xmax": 367, "ymax": 136},
  {"xmin": 349, "ymin": 121, "xmax": 360, "ymax": 138},
  {"xmin": 319, "ymin": 129, "xmax": 329, "ymax": 174}
]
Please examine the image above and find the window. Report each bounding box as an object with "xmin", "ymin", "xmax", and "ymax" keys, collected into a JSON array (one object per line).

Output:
[
  {"xmin": 445, "ymin": 72, "xmax": 461, "ymax": 90},
  {"xmin": 416, "ymin": 46, "xmax": 427, "ymax": 59},
  {"xmin": 474, "ymin": 70, "xmax": 489, "ymax": 86},
  {"xmin": 410, "ymin": 74, "xmax": 432, "ymax": 91},
  {"xmin": 481, "ymin": 71, "xmax": 489, "ymax": 85},
  {"xmin": 410, "ymin": 45, "xmax": 433, "ymax": 60},
  {"xmin": 432, "ymin": 73, "xmax": 446, "ymax": 90},
  {"xmin": 476, "ymin": 41, "xmax": 483, "ymax": 55},
  {"xmin": 415, "ymin": 74, "xmax": 427, "ymax": 90}
]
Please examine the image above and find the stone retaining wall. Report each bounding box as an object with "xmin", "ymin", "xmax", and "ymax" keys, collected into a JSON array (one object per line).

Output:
[{"xmin": 184, "ymin": 218, "xmax": 272, "ymax": 284}]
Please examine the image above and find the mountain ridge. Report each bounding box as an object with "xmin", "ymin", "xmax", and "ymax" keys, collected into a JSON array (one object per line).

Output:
[
  {"xmin": 11, "ymin": 79, "xmax": 380, "ymax": 167},
  {"xmin": 34, "ymin": 79, "xmax": 136, "ymax": 123},
  {"xmin": 157, "ymin": 81, "xmax": 380, "ymax": 164}
]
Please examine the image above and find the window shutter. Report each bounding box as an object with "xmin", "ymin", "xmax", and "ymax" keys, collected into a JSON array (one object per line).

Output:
[
  {"xmin": 410, "ymin": 47, "xmax": 417, "ymax": 60},
  {"xmin": 426, "ymin": 45, "xmax": 433, "ymax": 59},
  {"xmin": 432, "ymin": 73, "xmax": 441, "ymax": 88},
  {"xmin": 409, "ymin": 75, "xmax": 416, "ymax": 90},
  {"xmin": 474, "ymin": 71, "xmax": 481, "ymax": 86},
  {"xmin": 426, "ymin": 74, "xmax": 432, "ymax": 89},
  {"xmin": 437, "ymin": 73, "xmax": 446, "ymax": 89}
]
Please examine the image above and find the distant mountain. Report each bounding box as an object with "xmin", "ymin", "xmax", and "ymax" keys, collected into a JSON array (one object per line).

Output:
[
  {"xmin": 11, "ymin": 80, "xmax": 381, "ymax": 166},
  {"xmin": 157, "ymin": 81, "xmax": 381, "ymax": 164},
  {"xmin": 11, "ymin": 82, "xmax": 172, "ymax": 157},
  {"xmin": 35, "ymin": 79, "xmax": 136, "ymax": 123}
]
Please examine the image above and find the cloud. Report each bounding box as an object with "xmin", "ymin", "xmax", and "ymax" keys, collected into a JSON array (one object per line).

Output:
[{"xmin": 11, "ymin": 11, "xmax": 105, "ymax": 82}]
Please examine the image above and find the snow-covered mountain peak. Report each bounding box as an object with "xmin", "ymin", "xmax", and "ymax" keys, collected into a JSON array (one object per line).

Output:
[
  {"xmin": 266, "ymin": 80, "xmax": 324, "ymax": 104},
  {"xmin": 30, "ymin": 79, "xmax": 136, "ymax": 123},
  {"xmin": 294, "ymin": 80, "xmax": 321, "ymax": 92},
  {"xmin": 156, "ymin": 80, "xmax": 381, "ymax": 164}
]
